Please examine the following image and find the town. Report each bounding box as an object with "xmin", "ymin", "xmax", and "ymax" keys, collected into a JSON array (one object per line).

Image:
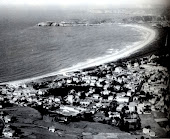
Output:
[{"xmin": 0, "ymin": 51, "xmax": 169, "ymax": 138}]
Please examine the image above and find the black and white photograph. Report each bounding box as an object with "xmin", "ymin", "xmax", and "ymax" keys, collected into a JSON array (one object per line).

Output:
[{"xmin": 0, "ymin": 0, "xmax": 170, "ymax": 138}]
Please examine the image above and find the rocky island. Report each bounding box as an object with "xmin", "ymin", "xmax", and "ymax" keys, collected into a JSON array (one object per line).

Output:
[{"xmin": 37, "ymin": 21, "xmax": 90, "ymax": 27}]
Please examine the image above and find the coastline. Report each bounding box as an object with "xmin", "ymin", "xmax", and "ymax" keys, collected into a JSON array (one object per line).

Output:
[{"xmin": 0, "ymin": 24, "xmax": 157, "ymax": 85}]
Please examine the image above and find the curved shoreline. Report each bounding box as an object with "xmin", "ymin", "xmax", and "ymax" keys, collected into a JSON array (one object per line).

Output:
[{"xmin": 0, "ymin": 24, "xmax": 156, "ymax": 85}]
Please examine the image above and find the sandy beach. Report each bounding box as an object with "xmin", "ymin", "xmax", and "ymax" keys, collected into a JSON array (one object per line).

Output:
[{"xmin": 0, "ymin": 24, "xmax": 156, "ymax": 85}]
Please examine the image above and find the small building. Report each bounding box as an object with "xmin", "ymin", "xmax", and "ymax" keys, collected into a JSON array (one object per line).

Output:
[
  {"xmin": 90, "ymin": 82, "xmax": 95, "ymax": 86},
  {"xmin": 149, "ymin": 131, "xmax": 156, "ymax": 137},
  {"xmin": 137, "ymin": 103, "xmax": 144, "ymax": 114},
  {"xmin": 54, "ymin": 98, "xmax": 61, "ymax": 103},
  {"xmin": 66, "ymin": 79, "xmax": 72, "ymax": 84},
  {"xmin": 129, "ymin": 102, "xmax": 137, "ymax": 112},
  {"xmin": 143, "ymin": 128, "xmax": 150, "ymax": 134},
  {"xmin": 114, "ymin": 67, "xmax": 124, "ymax": 73},
  {"xmin": 80, "ymin": 101, "xmax": 90, "ymax": 107},
  {"xmin": 108, "ymin": 96, "xmax": 114, "ymax": 101},
  {"xmin": 116, "ymin": 97, "xmax": 129, "ymax": 103},
  {"xmin": 38, "ymin": 90, "xmax": 44, "ymax": 95},
  {"xmin": 116, "ymin": 104, "xmax": 124, "ymax": 112},
  {"xmin": 92, "ymin": 94, "xmax": 100, "ymax": 100},
  {"xmin": 3, "ymin": 127, "xmax": 15, "ymax": 138},
  {"xmin": 65, "ymin": 95, "xmax": 74, "ymax": 104},
  {"xmin": 127, "ymin": 91, "xmax": 132, "ymax": 97},
  {"xmin": 49, "ymin": 126, "xmax": 55, "ymax": 132},
  {"xmin": 4, "ymin": 115, "xmax": 12, "ymax": 123}
]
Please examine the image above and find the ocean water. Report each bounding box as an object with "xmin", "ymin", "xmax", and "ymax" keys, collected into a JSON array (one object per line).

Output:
[{"xmin": 0, "ymin": 7, "xmax": 144, "ymax": 82}]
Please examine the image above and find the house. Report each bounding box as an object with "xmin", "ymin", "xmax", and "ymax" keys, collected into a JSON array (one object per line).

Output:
[
  {"xmin": 143, "ymin": 128, "xmax": 150, "ymax": 134},
  {"xmin": 0, "ymin": 96, "xmax": 4, "ymax": 101},
  {"xmin": 93, "ymin": 112, "xmax": 105, "ymax": 122},
  {"xmin": 106, "ymin": 74, "xmax": 113, "ymax": 79},
  {"xmin": 80, "ymin": 101, "xmax": 90, "ymax": 107},
  {"xmin": 108, "ymin": 96, "xmax": 114, "ymax": 101},
  {"xmin": 116, "ymin": 104, "xmax": 124, "ymax": 112},
  {"xmin": 90, "ymin": 82, "xmax": 95, "ymax": 86},
  {"xmin": 134, "ymin": 62, "xmax": 139, "ymax": 68},
  {"xmin": 73, "ymin": 77, "xmax": 79, "ymax": 82},
  {"xmin": 116, "ymin": 97, "xmax": 129, "ymax": 103},
  {"xmin": 49, "ymin": 126, "xmax": 55, "ymax": 132},
  {"xmin": 54, "ymin": 98, "xmax": 61, "ymax": 103},
  {"xmin": 116, "ymin": 92, "xmax": 126, "ymax": 98},
  {"xmin": 137, "ymin": 103, "xmax": 144, "ymax": 114},
  {"xmin": 3, "ymin": 127, "xmax": 15, "ymax": 138},
  {"xmin": 117, "ymin": 77, "xmax": 123, "ymax": 84},
  {"xmin": 66, "ymin": 79, "xmax": 72, "ymax": 84},
  {"xmin": 129, "ymin": 102, "xmax": 137, "ymax": 112},
  {"xmin": 114, "ymin": 67, "xmax": 124, "ymax": 73},
  {"xmin": 99, "ymin": 78, "xmax": 104, "ymax": 82},
  {"xmin": 91, "ymin": 76, "xmax": 98, "ymax": 80},
  {"xmin": 109, "ymin": 112, "xmax": 121, "ymax": 118},
  {"xmin": 149, "ymin": 131, "xmax": 156, "ymax": 137},
  {"xmin": 96, "ymin": 82, "xmax": 103, "ymax": 87},
  {"xmin": 127, "ymin": 91, "xmax": 132, "ymax": 97},
  {"xmin": 102, "ymin": 90, "xmax": 110, "ymax": 95},
  {"xmin": 114, "ymin": 85, "xmax": 121, "ymax": 91},
  {"xmin": 96, "ymin": 102, "xmax": 102, "ymax": 108},
  {"xmin": 65, "ymin": 95, "xmax": 74, "ymax": 104},
  {"xmin": 4, "ymin": 115, "xmax": 12, "ymax": 123},
  {"xmin": 127, "ymin": 62, "xmax": 132, "ymax": 69},
  {"xmin": 123, "ymin": 115, "xmax": 141, "ymax": 130},
  {"xmin": 38, "ymin": 90, "xmax": 44, "ymax": 95},
  {"xmin": 103, "ymin": 84, "xmax": 110, "ymax": 90},
  {"xmin": 92, "ymin": 94, "xmax": 100, "ymax": 99},
  {"xmin": 86, "ymin": 80, "xmax": 91, "ymax": 84}
]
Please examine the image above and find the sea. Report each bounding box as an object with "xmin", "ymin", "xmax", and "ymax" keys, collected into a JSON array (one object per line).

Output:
[{"xmin": 0, "ymin": 6, "xmax": 145, "ymax": 82}]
